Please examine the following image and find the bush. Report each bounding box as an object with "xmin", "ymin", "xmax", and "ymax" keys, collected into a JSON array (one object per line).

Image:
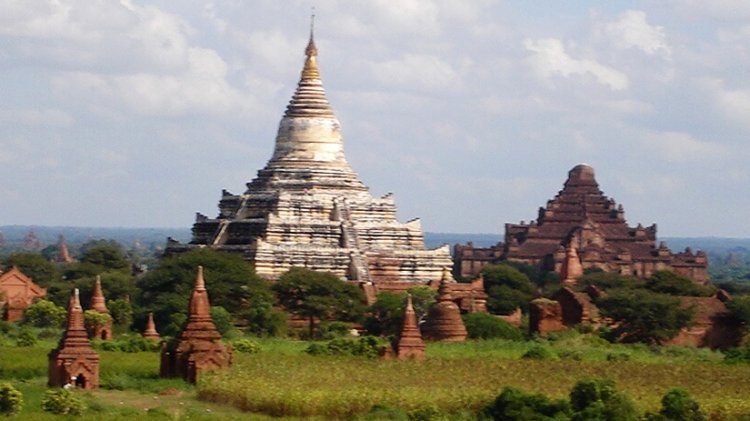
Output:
[
  {"xmin": 658, "ymin": 388, "xmax": 705, "ymax": 420},
  {"xmin": 305, "ymin": 336, "xmax": 384, "ymax": 358},
  {"xmin": 41, "ymin": 388, "xmax": 86, "ymax": 415},
  {"xmin": 22, "ymin": 299, "xmax": 66, "ymax": 328},
  {"xmin": 15, "ymin": 328, "xmax": 36, "ymax": 347},
  {"xmin": 211, "ymin": 306, "xmax": 235, "ymax": 338},
  {"xmin": 463, "ymin": 313, "xmax": 524, "ymax": 340},
  {"xmin": 645, "ymin": 271, "xmax": 715, "ymax": 297},
  {"xmin": 232, "ymin": 338, "xmax": 261, "ymax": 354},
  {"xmin": 360, "ymin": 404, "xmax": 408, "ymax": 420},
  {"xmin": 569, "ymin": 378, "xmax": 638, "ymax": 421},
  {"xmin": 91, "ymin": 334, "xmax": 160, "ymax": 353},
  {"xmin": 318, "ymin": 321, "xmax": 353, "ymax": 340},
  {"xmin": 0, "ymin": 383, "xmax": 23, "ymax": 416},
  {"xmin": 484, "ymin": 387, "xmax": 570, "ymax": 420},
  {"xmin": 481, "ymin": 264, "xmax": 536, "ymax": 314},
  {"xmin": 522, "ymin": 344, "xmax": 554, "ymax": 360},
  {"xmin": 724, "ymin": 345, "xmax": 750, "ymax": 364}
]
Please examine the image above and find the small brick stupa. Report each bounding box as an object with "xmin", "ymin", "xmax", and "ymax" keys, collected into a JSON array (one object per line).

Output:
[
  {"xmin": 559, "ymin": 246, "xmax": 583, "ymax": 286},
  {"xmin": 89, "ymin": 275, "xmax": 112, "ymax": 340},
  {"xmin": 395, "ymin": 294, "xmax": 425, "ymax": 360},
  {"xmin": 160, "ymin": 266, "xmax": 232, "ymax": 383},
  {"xmin": 422, "ymin": 270, "xmax": 467, "ymax": 342},
  {"xmin": 143, "ymin": 312, "xmax": 161, "ymax": 342},
  {"xmin": 48, "ymin": 289, "xmax": 100, "ymax": 389}
]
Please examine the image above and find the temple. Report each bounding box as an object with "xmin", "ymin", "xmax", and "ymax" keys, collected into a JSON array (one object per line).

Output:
[
  {"xmin": 160, "ymin": 266, "xmax": 232, "ymax": 383},
  {"xmin": 454, "ymin": 164, "xmax": 708, "ymax": 282},
  {"xmin": 48, "ymin": 289, "xmax": 100, "ymax": 389},
  {"xmin": 166, "ymin": 26, "xmax": 452, "ymax": 287},
  {"xmin": 88, "ymin": 276, "xmax": 112, "ymax": 340},
  {"xmin": 0, "ymin": 266, "xmax": 46, "ymax": 322}
]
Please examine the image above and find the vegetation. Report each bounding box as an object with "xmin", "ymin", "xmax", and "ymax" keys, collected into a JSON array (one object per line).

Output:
[
  {"xmin": 41, "ymin": 388, "xmax": 86, "ymax": 415},
  {"xmin": 645, "ymin": 271, "xmax": 715, "ymax": 297},
  {"xmin": 595, "ymin": 289, "xmax": 694, "ymax": 344},
  {"xmin": 463, "ymin": 313, "xmax": 523, "ymax": 340},
  {"xmin": 273, "ymin": 267, "xmax": 367, "ymax": 337},
  {"xmin": 0, "ymin": 383, "xmax": 23, "ymax": 416},
  {"xmin": 364, "ymin": 287, "xmax": 436, "ymax": 337},
  {"xmin": 136, "ymin": 249, "xmax": 275, "ymax": 337},
  {"xmin": 22, "ymin": 299, "xmax": 66, "ymax": 328},
  {"xmin": 481, "ymin": 264, "xmax": 536, "ymax": 314}
]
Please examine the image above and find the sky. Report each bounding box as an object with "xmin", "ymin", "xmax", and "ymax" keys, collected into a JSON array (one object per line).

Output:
[{"xmin": 1, "ymin": 0, "xmax": 749, "ymax": 238}]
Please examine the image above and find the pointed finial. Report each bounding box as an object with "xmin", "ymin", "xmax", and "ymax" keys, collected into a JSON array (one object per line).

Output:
[
  {"xmin": 406, "ymin": 293, "xmax": 414, "ymax": 311},
  {"xmin": 195, "ymin": 266, "xmax": 206, "ymax": 291},
  {"xmin": 305, "ymin": 10, "xmax": 318, "ymax": 58}
]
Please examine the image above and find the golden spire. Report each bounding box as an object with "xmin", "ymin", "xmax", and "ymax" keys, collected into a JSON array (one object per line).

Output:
[{"xmin": 302, "ymin": 13, "xmax": 320, "ymax": 81}]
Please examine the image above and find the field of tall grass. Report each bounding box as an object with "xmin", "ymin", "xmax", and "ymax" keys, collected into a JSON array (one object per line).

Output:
[
  {"xmin": 2, "ymin": 333, "xmax": 750, "ymax": 419},
  {"xmin": 199, "ymin": 336, "xmax": 750, "ymax": 419}
]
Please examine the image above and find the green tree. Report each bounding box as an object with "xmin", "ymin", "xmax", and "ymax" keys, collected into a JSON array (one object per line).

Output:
[
  {"xmin": 569, "ymin": 378, "xmax": 638, "ymax": 421},
  {"xmin": 273, "ymin": 267, "xmax": 366, "ymax": 337},
  {"xmin": 363, "ymin": 286, "xmax": 435, "ymax": 337},
  {"xmin": 22, "ymin": 299, "xmax": 66, "ymax": 328},
  {"xmin": 645, "ymin": 271, "xmax": 715, "ymax": 297},
  {"xmin": 136, "ymin": 249, "xmax": 274, "ymax": 337},
  {"xmin": 484, "ymin": 387, "xmax": 570, "ymax": 420},
  {"xmin": 657, "ymin": 388, "xmax": 705, "ymax": 421},
  {"xmin": 596, "ymin": 289, "xmax": 694, "ymax": 344},
  {"xmin": 462, "ymin": 312, "xmax": 523, "ymax": 340},
  {"xmin": 577, "ymin": 271, "xmax": 642, "ymax": 291},
  {"xmin": 2, "ymin": 252, "xmax": 60, "ymax": 287},
  {"xmin": 79, "ymin": 240, "xmax": 130, "ymax": 271},
  {"xmin": 107, "ymin": 298, "xmax": 133, "ymax": 329},
  {"xmin": 481, "ymin": 264, "xmax": 536, "ymax": 315}
]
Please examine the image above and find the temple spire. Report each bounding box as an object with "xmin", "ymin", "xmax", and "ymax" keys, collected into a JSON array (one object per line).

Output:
[{"xmin": 90, "ymin": 275, "xmax": 108, "ymax": 313}]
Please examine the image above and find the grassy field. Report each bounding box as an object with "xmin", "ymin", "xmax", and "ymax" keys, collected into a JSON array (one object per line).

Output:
[{"xmin": 1, "ymin": 335, "xmax": 750, "ymax": 419}]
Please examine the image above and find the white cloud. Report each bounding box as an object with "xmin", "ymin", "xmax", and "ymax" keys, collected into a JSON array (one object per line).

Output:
[
  {"xmin": 641, "ymin": 131, "xmax": 725, "ymax": 163},
  {"xmin": 0, "ymin": 108, "xmax": 73, "ymax": 126},
  {"xmin": 52, "ymin": 47, "xmax": 253, "ymax": 116},
  {"xmin": 524, "ymin": 38, "xmax": 629, "ymax": 90},
  {"xmin": 606, "ymin": 10, "xmax": 671, "ymax": 57},
  {"xmin": 703, "ymin": 78, "xmax": 750, "ymax": 128},
  {"xmin": 374, "ymin": 54, "xmax": 463, "ymax": 91}
]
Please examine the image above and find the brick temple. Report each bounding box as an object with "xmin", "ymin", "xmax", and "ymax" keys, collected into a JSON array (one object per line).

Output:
[
  {"xmin": 454, "ymin": 164, "xmax": 708, "ymax": 282},
  {"xmin": 167, "ymin": 28, "xmax": 458, "ymax": 289},
  {"xmin": 0, "ymin": 266, "xmax": 46, "ymax": 322}
]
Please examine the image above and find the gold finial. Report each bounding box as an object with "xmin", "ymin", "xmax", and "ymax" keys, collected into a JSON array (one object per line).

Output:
[{"xmin": 302, "ymin": 11, "xmax": 320, "ymax": 80}]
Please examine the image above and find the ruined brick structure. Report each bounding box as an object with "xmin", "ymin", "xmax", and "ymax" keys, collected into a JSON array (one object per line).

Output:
[
  {"xmin": 454, "ymin": 164, "xmax": 708, "ymax": 282},
  {"xmin": 394, "ymin": 294, "xmax": 426, "ymax": 360},
  {"xmin": 88, "ymin": 275, "xmax": 112, "ymax": 340},
  {"xmin": 165, "ymin": 28, "xmax": 456, "ymax": 291},
  {"xmin": 54, "ymin": 234, "xmax": 74, "ymax": 263},
  {"xmin": 529, "ymin": 287, "xmax": 739, "ymax": 349},
  {"xmin": 160, "ymin": 266, "xmax": 232, "ymax": 383},
  {"xmin": 48, "ymin": 289, "xmax": 100, "ymax": 389},
  {"xmin": 422, "ymin": 271, "xmax": 468, "ymax": 342},
  {"xmin": 0, "ymin": 266, "xmax": 46, "ymax": 322},
  {"xmin": 143, "ymin": 312, "xmax": 161, "ymax": 342}
]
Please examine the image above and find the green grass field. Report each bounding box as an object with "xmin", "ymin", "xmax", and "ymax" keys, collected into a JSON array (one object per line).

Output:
[{"xmin": 1, "ymin": 335, "xmax": 750, "ymax": 420}]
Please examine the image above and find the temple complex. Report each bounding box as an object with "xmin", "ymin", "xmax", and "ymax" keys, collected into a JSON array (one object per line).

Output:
[
  {"xmin": 454, "ymin": 164, "xmax": 708, "ymax": 282},
  {"xmin": 48, "ymin": 289, "xmax": 100, "ymax": 389},
  {"xmin": 88, "ymin": 276, "xmax": 112, "ymax": 340},
  {"xmin": 160, "ymin": 266, "xmax": 232, "ymax": 383},
  {"xmin": 166, "ymin": 26, "xmax": 453, "ymax": 289},
  {"xmin": 0, "ymin": 266, "xmax": 46, "ymax": 322}
]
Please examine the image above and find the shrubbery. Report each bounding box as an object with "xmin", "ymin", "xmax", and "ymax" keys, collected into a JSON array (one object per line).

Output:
[
  {"xmin": 41, "ymin": 388, "xmax": 85, "ymax": 415},
  {"xmin": 232, "ymin": 338, "xmax": 261, "ymax": 354},
  {"xmin": 522, "ymin": 344, "xmax": 554, "ymax": 360},
  {"xmin": 462, "ymin": 312, "xmax": 523, "ymax": 340},
  {"xmin": 22, "ymin": 299, "xmax": 66, "ymax": 328},
  {"xmin": 649, "ymin": 388, "xmax": 706, "ymax": 421},
  {"xmin": 0, "ymin": 383, "xmax": 23, "ymax": 416},
  {"xmin": 305, "ymin": 336, "xmax": 384, "ymax": 358},
  {"xmin": 15, "ymin": 328, "xmax": 37, "ymax": 347},
  {"xmin": 484, "ymin": 386, "xmax": 570, "ymax": 420},
  {"xmin": 92, "ymin": 334, "xmax": 160, "ymax": 353}
]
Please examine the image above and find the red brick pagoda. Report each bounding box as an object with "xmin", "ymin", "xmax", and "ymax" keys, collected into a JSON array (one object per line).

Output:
[
  {"xmin": 395, "ymin": 294, "xmax": 426, "ymax": 360},
  {"xmin": 160, "ymin": 266, "xmax": 232, "ymax": 383},
  {"xmin": 48, "ymin": 289, "xmax": 100, "ymax": 389}
]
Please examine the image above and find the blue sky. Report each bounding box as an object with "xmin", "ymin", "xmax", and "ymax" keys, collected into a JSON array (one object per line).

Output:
[{"xmin": 1, "ymin": 1, "xmax": 749, "ymax": 237}]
